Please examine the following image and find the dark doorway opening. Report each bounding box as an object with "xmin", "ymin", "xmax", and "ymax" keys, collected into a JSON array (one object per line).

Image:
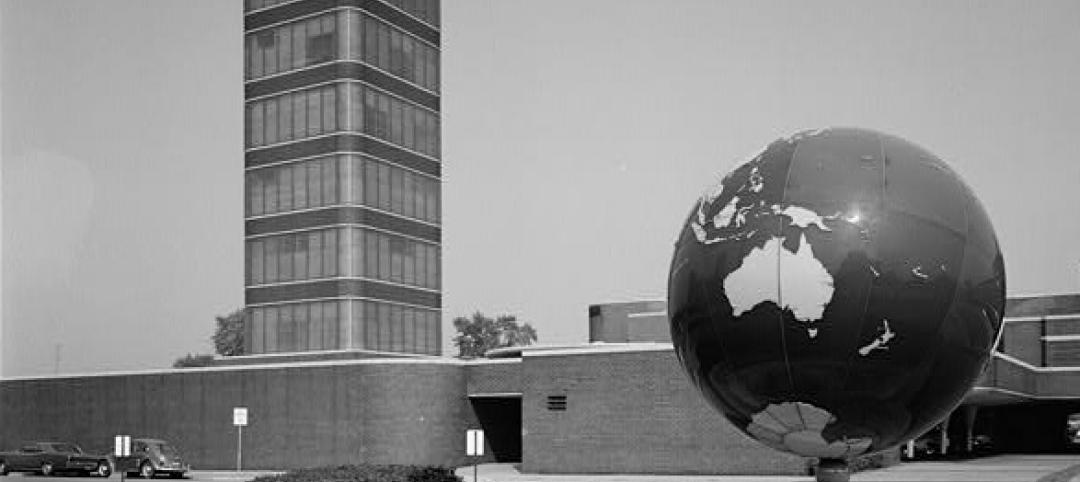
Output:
[
  {"xmin": 469, "ymin": 396, "xmax": 521, "ymax": 462},
  {"xmin": 981, "ymin": 401, "xmax": 1080, "ymax": 454}
]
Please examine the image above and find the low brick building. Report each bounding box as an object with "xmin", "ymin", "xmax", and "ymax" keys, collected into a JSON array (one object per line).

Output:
[{"xmin": 2, "ymin": 294, "xmax": 1080, "ymax": 473}]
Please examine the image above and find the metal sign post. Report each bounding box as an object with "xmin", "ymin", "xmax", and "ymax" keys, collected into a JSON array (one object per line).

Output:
[
  {"xmin": 114, "ymin": 435, "xmax": 131, "ymax": 482},
  {"xmin": 233, "ymin": 407, "xmax": 248, "ymax": 472},
  {"xmin": 466, "ymin": 429, "xmax": 484, "ymax": 482}
]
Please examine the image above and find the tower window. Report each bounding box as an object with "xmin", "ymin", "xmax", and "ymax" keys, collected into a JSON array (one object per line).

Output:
[{"xmin": 257, "ymin": 31, "xmax": 275, "ymax": 48}]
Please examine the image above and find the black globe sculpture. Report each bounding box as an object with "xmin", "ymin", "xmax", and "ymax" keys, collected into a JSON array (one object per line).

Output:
[{"xmin": 667, "ymin": 127, "xmax": 1005, "ymax": 479}]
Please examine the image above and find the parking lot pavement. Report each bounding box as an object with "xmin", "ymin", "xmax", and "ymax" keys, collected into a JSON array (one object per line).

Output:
[
  {"xmin": 0, "ymin": 471, "xmax": 282, "ymax": 482},
  {"xmin": 455, "ymin": 456, "xmax": 1080, "ymax": 482}
]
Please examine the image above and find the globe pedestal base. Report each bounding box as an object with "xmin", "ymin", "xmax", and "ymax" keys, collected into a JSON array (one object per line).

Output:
[{"xmin": 815, "ymin": 458, "xmax": 849, "ymax": 482}]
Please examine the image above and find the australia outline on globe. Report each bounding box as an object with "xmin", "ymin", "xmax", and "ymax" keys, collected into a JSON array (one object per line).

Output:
[{"xmin": 691, "ymin": 132, "xmax": 856, "ymax": 344}]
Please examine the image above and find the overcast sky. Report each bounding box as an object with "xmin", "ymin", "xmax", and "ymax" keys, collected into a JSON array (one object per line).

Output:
[{"xmin": 3, "ymin": 0, "xmax": 1079, "ymax": 377}]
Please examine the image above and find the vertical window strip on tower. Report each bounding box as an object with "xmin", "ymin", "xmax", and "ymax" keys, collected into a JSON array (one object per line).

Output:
[
  {"xmin": 248, "ymin": 300, "xmax": 439, "ymax": 355},
  {"xmin": 245, "ymin": 9, "xmax": 439, "ymax": 94},
  {"xmin": 244, "ymin": 154, "xmax": 441, "ymax": 223},
  {"xmin": 246, "ymin": 11, "xmax": 339, "ymax": 80},
  {"xmin": 381, "ymin": 0, "xmax": 441, "ymax": 28},
  {"xmin": 245, "ymin": 227, "xmax": 440, "ymax": 290},
  {"xmin": 244, "ymin": 0, "xmax": 441, "ymax": 29},
  {"xmin": 249, "ymin": 300, "xmax": 346, "ymax": 353},
  {"xmin": 245, "ymin": 83, "xmax": 440, "ymax": 158}
]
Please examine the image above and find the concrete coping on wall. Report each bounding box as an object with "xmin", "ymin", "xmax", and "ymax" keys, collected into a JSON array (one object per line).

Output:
[
  {"xmin": 3, "ymin": 344, "xmax": 684, "ymax": 382},
  {"xmin": 1003, "ymin": 313, "xmax": 1080, "ymax": 323},
  {"xmin": 463, "ymin": 357, "xmax": 522, "ymax": 366},
  {"xmin": 0, "ymin": 355, "xmax": 470, "ymax": 382},
  {"xmin": 992, "ymin": 351, "xmax": 1080, "ymax": 372},
  {"xmin": 972, "ymin": 384, "xmax": 1080, "ymax": 402},
  {"xmin": 213, "ymin": 347, "xmax": 431, "ymax": 362},
  {"xmin": 483, "ymin": 342, "xmax": 674, "ymax": 359},
  {"xmin": 518, "ymin": 342, "xmax": 674, "ymax": 358}
]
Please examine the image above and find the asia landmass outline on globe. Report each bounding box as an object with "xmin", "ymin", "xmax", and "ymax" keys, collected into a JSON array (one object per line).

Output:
[{"xmin": 690, "ymin": 142, "xmax": 850, "ymax": 341}]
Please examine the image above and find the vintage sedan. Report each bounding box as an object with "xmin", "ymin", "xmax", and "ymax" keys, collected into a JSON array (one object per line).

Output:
[
  {"xmin": 0, "ymin": 441, "xmax": 112, "ymax": 477},
  {"xmin": 115, "ymin": 439, "xmax": 189, "ymax": 479}
]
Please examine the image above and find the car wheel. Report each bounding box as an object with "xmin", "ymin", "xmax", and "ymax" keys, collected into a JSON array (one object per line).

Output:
[
  {"xmin": 40, "ymin": 461, "xmax": 54, "ymax": 477},
  {"xmin": 139, "ymin": 462, "xmax": 155, "ymax": 479},
  {"xmin": 95, "ymin": 462, "xmax": 112, "ymax": 478}
]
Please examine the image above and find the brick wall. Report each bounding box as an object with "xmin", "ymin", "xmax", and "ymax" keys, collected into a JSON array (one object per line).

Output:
[
  {"xmin": 1045, "ymin": 317, "xmax": 1080, "ymax": 367},
  {"xmin": 520, "ymin": 348, "xmax": 807, "ymax": 475},
  {"xmin": 0, "ymin": 360, "xmax": 469, "ymax": 470},
  {"xmin": 466, "ymin": 360, "xmax": 521, "ymax": 395},
  {"xmin": 1001, "ymin": 320, "xmax": 1043, "ymax": 366}
]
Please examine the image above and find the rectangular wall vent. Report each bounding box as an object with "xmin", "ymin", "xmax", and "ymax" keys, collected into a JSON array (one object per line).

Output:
[{"xmin": 547, "ymin": 395, "xmax": 567, "ymax": 411}]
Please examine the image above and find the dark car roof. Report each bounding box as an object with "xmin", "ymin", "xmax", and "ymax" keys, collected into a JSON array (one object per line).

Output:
[
  {"xmin": 29, "ymin": 442, "xmax": 80, "ymax": 448},
  {"xmin": 134, "ymin": 438, "xmax": 166, "ymax": 444}
]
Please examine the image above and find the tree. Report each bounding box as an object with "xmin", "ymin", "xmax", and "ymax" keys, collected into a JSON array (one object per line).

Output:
[
  {"xmin": 172, "ymin": 353, "xmax": 214, "ymax": 368},
  {"xmin": 452, "ymin": 312, "xmax": 537, "ymax": 358},
  {"xmin": 213, "ymin": 308, "xmax": 246, "ymax": 356},
  {"xmin": 171, "ymin": 308, "xmax": 246, "ymax": 368}
]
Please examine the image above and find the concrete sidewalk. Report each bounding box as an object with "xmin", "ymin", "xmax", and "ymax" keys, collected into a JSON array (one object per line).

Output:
[
  {"xmin": 453, "ymin": 463, "xmax": 809, "ymax": 482},
  {"xmin": 187, "ymin": 470, "xmax": 283, "ymax": 481},
  {"xmin": 852, "ymin": 455, "xmax": 1078, "ymax": 481},
  {"xmin": 454, "ymin": 455, "xmax": 1080, "ymax": 482}
]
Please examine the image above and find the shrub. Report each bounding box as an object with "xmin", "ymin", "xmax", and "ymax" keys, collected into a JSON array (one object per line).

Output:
[
  {"xmin": 172, "ymin": 353, "xmax": 215, "ymax": 368},
  {"xmin": 250, "ymin": 465, "xmax": 461, "ymax": 482}
]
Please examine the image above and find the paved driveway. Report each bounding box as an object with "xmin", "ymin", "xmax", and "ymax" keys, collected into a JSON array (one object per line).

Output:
[{"xmin": 455, "ymin": 455, "xmax": 1080, "ymax": 482}]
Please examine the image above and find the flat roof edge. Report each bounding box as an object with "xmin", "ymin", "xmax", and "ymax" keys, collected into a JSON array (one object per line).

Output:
[
  {"xmin": 522, "ymin": 343, "xmax": 674, "ymax": 358},
  {"xmin": 969, "ymin": 386, "xmax": 1080, "ymax": 401},
  {"xmin": 467, "ymin": 392, "xmax": 522, "ymax": 398},
  {"xmin": 1, "ymin": 356, "xmax": 467, "ymax": 382}
]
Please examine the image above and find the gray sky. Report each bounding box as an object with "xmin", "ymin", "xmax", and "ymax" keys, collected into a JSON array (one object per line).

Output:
[{"xmin": 3, "ymin": 0, "xmax": 1079, "ymax": 377}]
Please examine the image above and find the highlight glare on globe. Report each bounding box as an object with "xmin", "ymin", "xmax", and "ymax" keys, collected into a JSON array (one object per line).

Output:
[{"xmin": 667, "ymin": 127, "xmax": 1005, "ymax": 459}]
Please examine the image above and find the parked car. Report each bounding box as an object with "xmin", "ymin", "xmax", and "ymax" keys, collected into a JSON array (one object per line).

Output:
[
  {"xmin": 970, "ymin": 434, "xmax": 995, "ymax": 454},
  {"xmin": 0, "ymin": 441, "xmax": 112, "ymax": 477},
  {"xmin": 899, "ymin": 436, "xmax": 940, "ymax": 460},
  {"xmin": 114, "ymin": 439, "xmax": 189, "ymax": 479}
]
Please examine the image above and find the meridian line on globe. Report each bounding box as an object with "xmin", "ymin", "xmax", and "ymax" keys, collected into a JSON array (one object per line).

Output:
[
  {"xmin": 691, "ymin": 152, "xmax": 838, "ymax": 338},
  {"xmin": 724, "ymin": 232, "xmax": 834, "ymax": 337}
]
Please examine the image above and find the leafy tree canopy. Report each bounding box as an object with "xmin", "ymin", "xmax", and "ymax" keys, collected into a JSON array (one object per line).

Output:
[
  {"xmin": 172, "ymin": 308, "xmax": 246, "ymax": 368},
  {"xmin": 452, "ymin": 312, "xmax": 537, "ymax": 358},
  {"xmin": 213, "ymin": 309, "xmax": 246, "ymax": 356}
]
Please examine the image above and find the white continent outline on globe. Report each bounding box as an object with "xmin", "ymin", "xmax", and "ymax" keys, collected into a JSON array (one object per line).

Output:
[
  {"xmin": 712, "ymin": 196, "xmax": 740, "ymax": 229},
  {"xmin": 746, "ymin": 401, "xmax": 872, "ymax": 458},
  {"xmin": 724, "ymin": 232, "xmax": 834, "ymax": 334},
  {"xmin": 691, "ymin": 154, "xmax": 838, "ymax": 338}
]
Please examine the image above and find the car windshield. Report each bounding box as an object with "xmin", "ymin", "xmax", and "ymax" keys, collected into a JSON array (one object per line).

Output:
[
  {"xmin": 50, "ymin": 444, "xmax": 81, "ymax": 454},
  {"xmin": 153, "ymin": 443, "xmax": 180, "ymax": 457}
]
